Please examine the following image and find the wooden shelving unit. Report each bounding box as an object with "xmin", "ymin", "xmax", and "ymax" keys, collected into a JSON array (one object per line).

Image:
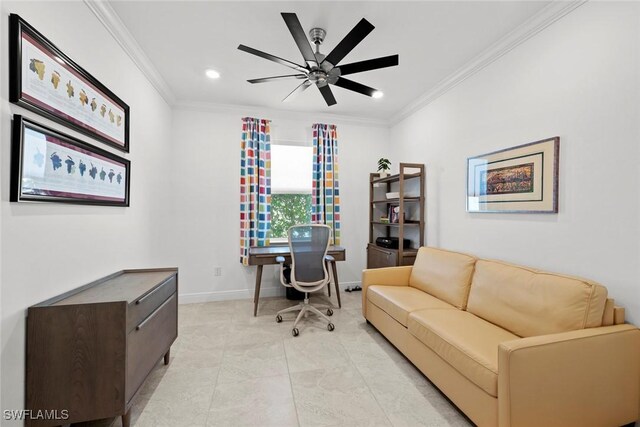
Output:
[{"xmin": 367, "ymin": 163, "xmax": 425, "ymax": 268}]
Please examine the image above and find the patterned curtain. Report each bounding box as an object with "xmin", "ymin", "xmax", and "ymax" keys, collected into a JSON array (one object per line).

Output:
[
  {"xmin": 240, "ymin": 117, "xmax": 271, "ymax": 265},
  {"xmin": 311, "ymin": 123, "xmax": 340, "ymax": 245}
]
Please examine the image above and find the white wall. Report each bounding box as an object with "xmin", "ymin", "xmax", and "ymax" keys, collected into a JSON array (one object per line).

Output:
[
  {"xmin": 0, "ymin": 1, "xmax": 173, "ymax": 420},
  {"xmin": 390, "ymin": 1, "xmax": 640, "ymax": 323},
  {"xmin": 170, "ymin": 107, "xmax": 389, "ymax": 302},
  {"xmin": 3, "ymin": 0, "xmax": 638, "ymax": 419}
]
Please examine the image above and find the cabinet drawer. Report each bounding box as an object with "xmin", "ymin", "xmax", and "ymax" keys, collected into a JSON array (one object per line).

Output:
[
  {"xmin": 126, "ymin": 293, "xmax": 177, "ymax": 401},
  {"xmin": 127, "ymin": 275, "xmax": 176, "ymax": 332}
]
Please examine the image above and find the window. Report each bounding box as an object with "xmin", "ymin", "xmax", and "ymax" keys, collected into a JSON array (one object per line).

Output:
[{"xmin": 270, "ymin": 144, "xmax": 313, "ymax": 241}]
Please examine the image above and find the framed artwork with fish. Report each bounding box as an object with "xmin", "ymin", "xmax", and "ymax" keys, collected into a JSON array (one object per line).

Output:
[
  {"xmin": 467, "ymin": 137, "xmax": 559, "ymax": 213},
  {"xmin": 11, "ymin": 115, "xmax": 130, "ymax": 207},
  {"xmin": 9, "ymin": 14, "xmax": 130, "ymax": 152}
]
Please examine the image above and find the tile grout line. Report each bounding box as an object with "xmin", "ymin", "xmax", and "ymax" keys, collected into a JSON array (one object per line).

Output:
[
  {"xmin": 341, "ymin": 330, "xmax": 396, "ymax": 427},
  {"xmin": 202, "ymin": 303, "xmax": 230, "ymax": 427},
  {"xmin": 283, "ymin": 333, "xmax": 303, "ymax": 427}
]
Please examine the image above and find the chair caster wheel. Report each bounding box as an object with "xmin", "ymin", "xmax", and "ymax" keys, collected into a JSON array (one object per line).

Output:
[
  {"xmin": 292, "ymin": 328, "xmax": 299, "ymax": 337},
  {"xmin": 276, "ymin": 314, "xmax": 282, "ymax": 323},
  {"xmin": 327, "ymin": 323, "xmax": 335, "ymax": 331},
  {"xmin": 327, "ymin": 308, "xmax": 333, "ymax": 316}
]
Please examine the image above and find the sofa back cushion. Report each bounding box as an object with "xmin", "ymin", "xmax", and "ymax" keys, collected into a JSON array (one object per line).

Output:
[
  {"xmin": 409, "ymin": 247, "xmax": 477, "ymax": 309},
  {"xmin": 467, "ymin": 259, "xmax": 608, "ymax": 337}
]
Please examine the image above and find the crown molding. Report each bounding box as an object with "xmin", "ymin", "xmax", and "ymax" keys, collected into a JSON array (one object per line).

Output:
[
  {"xmin": 389, "ymin": 0, "xmax": 587, "ymax": 126},
  {"xmin": 84, "ymin": 0, "xmax": 177, "ymax": 105},
  {"xmin": 174, "ymin": 100, "xmax": 390, "ymax": 128},
  {"xmin": 86, "ymin": 0, "xmax": 585, "ymax": 128}
]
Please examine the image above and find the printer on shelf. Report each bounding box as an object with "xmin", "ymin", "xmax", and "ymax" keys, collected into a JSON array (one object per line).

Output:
[{"xmin": 375, "ymin": 237, "xmax": 411, "ymax": 249}]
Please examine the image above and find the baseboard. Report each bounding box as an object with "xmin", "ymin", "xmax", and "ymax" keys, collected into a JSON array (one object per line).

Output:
[{"xmin": 178, "ymin": 281, "xmax": 361, "ymax": 304}]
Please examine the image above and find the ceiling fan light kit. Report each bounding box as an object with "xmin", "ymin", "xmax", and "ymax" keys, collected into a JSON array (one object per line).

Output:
[
  {"xmin": 238, "ymin": 12, "xmax": 399, "ymax": 106},
  {"xmin": 205, "ymin": 69, "xmax": 220, "ymax": 79}
]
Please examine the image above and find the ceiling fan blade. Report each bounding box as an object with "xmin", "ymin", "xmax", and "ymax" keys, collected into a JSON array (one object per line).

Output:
[
  {"xmin": 248, "ymin": 74, "xmax": 307, "ymax": 84},
  {"xmin": 282, "ymin": 80, "xmax": 312, "ymax": 102},
  {"xmin": 338, "ymin": 55, "xmax": 399, "ymax": 76},
  {"xmin": 238, "ymin": 44, "xmax": 308, "ymax": 73},
  {"xmin": 318, "ymin": 84, "xmax": 337, "ymax": 106},
  {"xmin": 281, "ymin": 13, "xmax": 318, "ymax": 67},
  {"xmin": 323, "ymin": 18, "xmax": 375, "ymax": 67},
  {"xmin": 332, "ymin": 77, "xmax": 377, "ymax": 97}
]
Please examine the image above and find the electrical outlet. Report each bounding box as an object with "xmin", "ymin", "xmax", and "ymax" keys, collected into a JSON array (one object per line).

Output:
[{"xmin": 214, "ymin": 267, "xmax": 222, "ymax": 277}]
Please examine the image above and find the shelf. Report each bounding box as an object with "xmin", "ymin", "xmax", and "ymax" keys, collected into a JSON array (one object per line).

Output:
[
  {"xmin": 371, "ymin": 197, "xmax": 420, "ymax": 204},
  {"xmin": 371, "ymin": 172, "xmax": 421, "ymax": 185},
  {"xmin": 368, "ymin": 163, "xmax": 425, "ymax": 269},
  {"xmin": 372, "ymin": 221, "xmax": 421, "ymax": 227},
  {"xmin": 367, "ymin": 243, "xmax": 418, "ymax": 254}
]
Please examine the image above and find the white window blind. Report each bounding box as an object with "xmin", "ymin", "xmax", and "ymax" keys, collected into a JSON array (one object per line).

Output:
[{"xmin": 271, "ymin": 145, "xmax": 312, "ymax": 194}]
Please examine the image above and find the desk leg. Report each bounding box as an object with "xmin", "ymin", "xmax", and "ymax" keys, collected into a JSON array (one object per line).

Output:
[
  {"xmin": 331, "ymin": 261, "xmax": 341, "ymax": 309},
  {"xmin": 253, "ymin": 265, "xmax": 263, "ymax": 317},
  {"xmin": 122, "ymin": 409, "xmax": 131, "ymax": 427}
]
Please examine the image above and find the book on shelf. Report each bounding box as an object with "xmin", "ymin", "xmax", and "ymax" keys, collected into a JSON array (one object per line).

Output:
[{"xmin": 388, "ymin": 206, "xmax": 401, "ymax": 223}]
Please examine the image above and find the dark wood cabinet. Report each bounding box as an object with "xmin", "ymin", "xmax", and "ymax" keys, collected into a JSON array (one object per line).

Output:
[
  {"xmin": 367, "ymin": 243, "xmax": 397, "ymax": 268},
  {"xmin": 367, "ymin": 243, "xmax": 418, "ymax": 268},
  {"xmin": 368, "ymin": 163, "xmax": 425, "ymax": 268},
  {"xmin": 26, "ymin": 268, "xmax": 178, "ymax": 427}
]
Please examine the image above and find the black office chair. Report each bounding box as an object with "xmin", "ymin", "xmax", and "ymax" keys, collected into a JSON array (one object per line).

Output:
[{"xmin": 275, "ymin": 224, "xmax": 335, "ymax": 337}]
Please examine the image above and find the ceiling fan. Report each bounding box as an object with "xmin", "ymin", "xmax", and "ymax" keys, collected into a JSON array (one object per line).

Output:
[{"xmin": 238, "ymin": 13, "xmax": 399, "ymax": 106}]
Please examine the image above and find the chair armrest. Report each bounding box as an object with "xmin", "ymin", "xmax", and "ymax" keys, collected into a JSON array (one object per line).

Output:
[
  {"xmin": 275, "ymin": 256, "xmax": 289, "ymax": 286},
  {"xmin": 325, "ymin": 255, "xmax": 335, "ymax": 262},
  {"xmin": 361, "ymin": 266, "xmax": 413, "ymax": 317},
  {"xmin": 498, "ymin": 324, "xmax": 640, "ymax": 427}
]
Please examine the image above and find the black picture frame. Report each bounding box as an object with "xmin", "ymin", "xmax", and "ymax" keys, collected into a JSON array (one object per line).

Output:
[
  {"xmin": 9, "ymin": 14, "xmax": 130, "ymax": 152},
  {"xmin": 11, "ymin": 115, "xmax": 131, "ymax": 207}
]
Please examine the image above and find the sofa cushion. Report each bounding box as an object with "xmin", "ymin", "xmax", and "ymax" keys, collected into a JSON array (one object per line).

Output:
[
  {"xmin": 408, "ymin": 309, "xmax": 519, "ymax": 397},
  {"xmin": 367, "ymin": 285, "xmax": 456, "ymax": 327},
  {"xmin": 467, "ymin": 259, "xmax": 608, "ymax": 338},
  {"xmin": 409, "ymin": 247, "xmax": 477, "ymax": 309}
]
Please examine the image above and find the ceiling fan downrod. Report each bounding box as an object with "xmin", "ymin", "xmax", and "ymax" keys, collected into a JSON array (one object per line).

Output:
[{"xmin": 308, "ymin": 27, "xmax": 326, "ymax": 54}]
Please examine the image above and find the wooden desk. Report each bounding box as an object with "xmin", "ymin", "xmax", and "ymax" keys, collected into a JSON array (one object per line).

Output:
[{"xmin": 248, "ymin": 245, "xmax": 346, "ymax": 316}]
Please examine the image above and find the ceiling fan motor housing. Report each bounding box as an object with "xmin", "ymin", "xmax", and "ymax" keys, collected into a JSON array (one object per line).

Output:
[{"xmin": 309, "ymin": 28, "xmax": 326, "ymax": 46}]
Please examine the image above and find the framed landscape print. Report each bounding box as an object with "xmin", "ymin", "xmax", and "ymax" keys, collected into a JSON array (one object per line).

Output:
[
  {"xmin": 467, "ymin": 137, "xmax": 559, "ymax": 213},
  {"xmin": 9, "ymin": 14, "xmax": 130, "ymax": 152},
  {"xmin": 11, "ymin": 115, "xmax": 130, "ymax": 207}
]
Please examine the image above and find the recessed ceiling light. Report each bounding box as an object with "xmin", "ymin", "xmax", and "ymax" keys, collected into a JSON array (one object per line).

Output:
[
  {"xmin": 372, "ymin": 91, "xmax": 384, "ymax": 99},
  {"xmin": 205, "ymin": 69, "xmax": 220, "ymax": 79}
]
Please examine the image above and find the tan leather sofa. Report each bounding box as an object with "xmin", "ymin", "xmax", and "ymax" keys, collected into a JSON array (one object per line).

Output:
[{"xmin": 362, "ymin": 247, "xmax": 640, "ymax": 427}]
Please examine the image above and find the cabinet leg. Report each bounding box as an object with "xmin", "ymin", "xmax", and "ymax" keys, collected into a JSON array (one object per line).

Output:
[
  {"xmin": 122, "ymin": 409, "xmax": 131, "ymax": 427},
  {"xmin": 164, "ymin": 348, "xmax": 170, "ymax": 365}
]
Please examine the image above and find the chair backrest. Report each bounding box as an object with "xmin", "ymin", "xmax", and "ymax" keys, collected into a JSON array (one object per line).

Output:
[{"xmin": 288, "ymin": 224, "xmax": 331, "ymax": 287}]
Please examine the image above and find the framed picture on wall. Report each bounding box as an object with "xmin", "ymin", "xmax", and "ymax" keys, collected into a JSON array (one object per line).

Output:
[
  {"xmin": 467, "ymin": 137, "xmax": 559, "ymax": 213},
  {"xmin": 9, "ymin": 14, "xmax": 130, "ymax": 152},
  {"xmin": 10, "ymin": 115, "xmax": 131, "ymax": 207}
]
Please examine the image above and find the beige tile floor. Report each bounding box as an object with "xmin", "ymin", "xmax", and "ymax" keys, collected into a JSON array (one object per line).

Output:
[{"xmin": 123, "ymin": 290, "xmax": 473, "ymax": 427}]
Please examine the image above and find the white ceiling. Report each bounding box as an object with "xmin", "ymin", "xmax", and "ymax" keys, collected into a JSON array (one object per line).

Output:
[{"xmin": 109, "ymin": 1, "xmax": 550, "ymax": 120}]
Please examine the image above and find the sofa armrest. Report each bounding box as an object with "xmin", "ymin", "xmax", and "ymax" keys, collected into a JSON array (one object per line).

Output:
[
  {"xmin": 498, "ymin": 324, "xmax": 640, "ymax": 427},
  {"xmin": 361, "ymin": 266, "xmax": 412, "ymax": 317}
]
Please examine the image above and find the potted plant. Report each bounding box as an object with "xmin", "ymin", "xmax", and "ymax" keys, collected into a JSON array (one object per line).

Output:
[{"xmin": 377, "ymin": 158, "xmax": 391, "ymax": 178}]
